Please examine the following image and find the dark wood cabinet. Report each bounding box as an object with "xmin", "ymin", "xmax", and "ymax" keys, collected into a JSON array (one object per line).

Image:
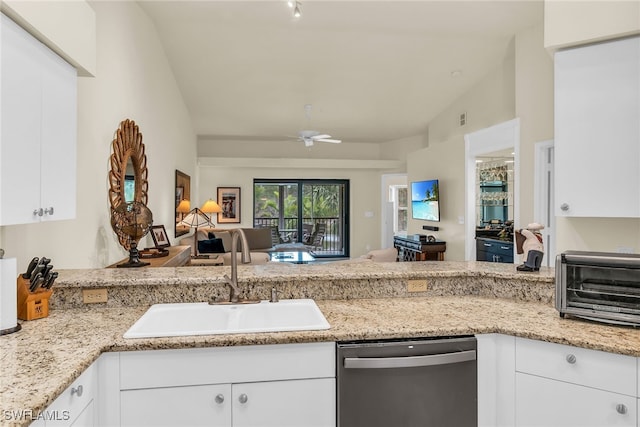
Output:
[
  {"xmin": 393, "ymin": 236, "xmax": 446, "ymax": 262},
  {"xmin": 476, "ymin": 237, "xmax": 513, "ymax": 263}
]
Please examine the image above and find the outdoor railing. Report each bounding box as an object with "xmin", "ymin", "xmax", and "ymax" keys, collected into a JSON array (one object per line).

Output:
[{"xmin": 253, "ymin": 217, "xmax": 342, "ymax": 253}]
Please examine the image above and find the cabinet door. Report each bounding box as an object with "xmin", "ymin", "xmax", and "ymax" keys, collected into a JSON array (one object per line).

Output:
[
  {"xmin": 39, "ymin": 43, "xmax": 77, "ymax": 222},
  {"xmin": 0, "ymin": 14, "xmax": 77, "ymax": 225},
  {"xmin": 121, "ymin": 384, "xmax": 232, "ymax": 427},
  {"xmin": 233, "ymin": 378, "xmax": 335, "ymax": 427},
  {"xmin": 0, "ymin": 14, "xmax": 42, "ymax": 225},
  {"xmin": 555, "ymin": 36, "xmax": 640, "ymax": 217},
  {"xmin": 515, "ymin": 373, "xmax": 636, "ymax": 427}
]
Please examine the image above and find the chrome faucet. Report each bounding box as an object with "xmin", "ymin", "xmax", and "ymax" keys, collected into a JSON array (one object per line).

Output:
[{"xmin": 222, "ymin": 228, "xmax": 252, "ymax": 303}]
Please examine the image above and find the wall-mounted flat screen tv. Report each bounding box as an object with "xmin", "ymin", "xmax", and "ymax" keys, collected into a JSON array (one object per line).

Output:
[{"xmin": 411, "ymin": 179, "xmax": 440, "ymax": 222}]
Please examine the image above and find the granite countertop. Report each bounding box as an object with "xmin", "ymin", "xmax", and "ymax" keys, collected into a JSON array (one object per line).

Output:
[{"xmin": 2, "ymin": 261, "xmax": 638, "ymax": 426}]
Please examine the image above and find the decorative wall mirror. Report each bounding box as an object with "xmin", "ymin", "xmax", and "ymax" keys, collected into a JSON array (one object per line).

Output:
[
  {"xmin": 108, "ymin": 119, "xmax": 150, "ymax": 250},
  {"xmin": 175, "ymin": 170, "xmax": 191, "ymax": 238}
]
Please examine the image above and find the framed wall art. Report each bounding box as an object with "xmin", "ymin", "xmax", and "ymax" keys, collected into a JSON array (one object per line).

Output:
[
  {"xmin": 175, "ymin": 170, "xmax": 191, "ymax": 237},
  {"xmin": 217, "ymin": 187, "xmax": 241, "ymax": 224}
]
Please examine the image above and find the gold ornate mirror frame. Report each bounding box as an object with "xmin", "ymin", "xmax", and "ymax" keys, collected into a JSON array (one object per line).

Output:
[{"xmin": 108, "ymin": 119, "xmax": 149, "ymax": 249}]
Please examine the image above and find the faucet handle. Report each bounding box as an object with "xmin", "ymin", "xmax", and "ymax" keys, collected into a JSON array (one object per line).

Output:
[{"xmin": 270, "ymin": 287, "xmax": 279, "ymax": 303}]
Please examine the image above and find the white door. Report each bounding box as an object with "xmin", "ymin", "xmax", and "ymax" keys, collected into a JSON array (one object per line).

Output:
[
  {"xmin": 232, "ymin": 378, "xmax": 335, "ymax": 427},
  {"xmin": 120, "ymin": 384, "xmax": 232, "ymax": 427},
  {"xmin": 0, "ymin": 14, "xmax": 43, "ymax": 225},
  {"xmin": 534, "ymin": 140, "xmax": 555, "ymax": 267},
  {"xmin": 515, "ymin": 373, "xmax": 636, "ymax": 427}
]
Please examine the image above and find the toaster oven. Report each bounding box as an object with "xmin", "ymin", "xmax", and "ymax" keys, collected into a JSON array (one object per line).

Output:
[{"xmin": 556, "ymin": 251, "xmax": 640, "ymax": 326}]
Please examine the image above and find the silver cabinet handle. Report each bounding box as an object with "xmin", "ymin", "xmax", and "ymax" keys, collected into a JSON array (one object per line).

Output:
[
  {"xmin": 500, "ymin": 246, "xmax": 510, "ymax": 250},
  {"xmin": 44, "ymin": 207, "xmax": 54, "ymax": 215},
  {"xmin": 71, "ymin": 385, "xmax": 83, "ymax": 397},
  {"xmin": 616, "ymin": 404, "xmax": 627, "ymax": 415},
  {"xmin": 566, "ymin": 354, "xmax": 576, "ymax": 364},
  {"xmin": 484, "ymin": 243, "xmax": 492, "ymax": 247},
  {"xmin": 33, "ymin": 208, "xmax": 43, "ymax": 217},
  {"xmin": 238, "ymin": 393, "xmax": 248, "ymax": 404},
  {"xmin": 560, "ymin": 203, "xmax": 569, "ymax": 212},
  {"xmin": 214, "ymin": 394, "xmax": 224, "ymax": 404},
  {"xmin": 344, "ymin": 350, "xmax": 476, "ymax": 369}
]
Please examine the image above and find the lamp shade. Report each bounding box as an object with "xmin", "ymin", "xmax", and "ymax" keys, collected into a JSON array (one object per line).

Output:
[
  {"xmin": 180, "ymin": 208, "xmax": 211, "ymax": 228},
  {"xmin": 176, "ymin": 199, "xmax": 191, "ymax": 213},
  {"xmin": 201, "ymin": 199, "xmax": 222, "ymax": 214}
]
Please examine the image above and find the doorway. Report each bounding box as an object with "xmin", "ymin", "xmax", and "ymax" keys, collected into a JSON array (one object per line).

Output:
[{"xmin": 464, "ymin": 119, "xmax": 520, "ymax": 261}]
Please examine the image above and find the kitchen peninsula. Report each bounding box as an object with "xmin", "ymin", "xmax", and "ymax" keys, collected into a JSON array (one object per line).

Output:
[{"xmin": 3, "ymin": 261, "xmax": 640, "ymax": 427}]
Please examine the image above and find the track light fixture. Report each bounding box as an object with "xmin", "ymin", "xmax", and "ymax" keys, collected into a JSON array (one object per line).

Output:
[{"xmin": 293, "ymin": 1, "xmax": 302, "ymax": 18}]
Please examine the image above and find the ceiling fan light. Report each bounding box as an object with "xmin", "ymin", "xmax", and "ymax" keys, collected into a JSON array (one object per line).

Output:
[
  {"xmin": 287, "ymin": 0, "xmax": 294, "ymax": 8},
  {"xmin": 293, "ymin": 2, "xmax": 301, "ymax": 18}
]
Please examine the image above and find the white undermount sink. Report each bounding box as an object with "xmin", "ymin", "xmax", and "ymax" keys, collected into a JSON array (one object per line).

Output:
[{"xmin": 123, "ymin": 299, "xmax": 330, "ymax": 339}]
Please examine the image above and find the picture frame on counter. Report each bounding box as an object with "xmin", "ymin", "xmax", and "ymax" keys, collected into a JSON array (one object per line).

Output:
[
  {"xmin": 217, "ymin": 187, "xmax": 241, "ymax": 224},
  {"xmin": 151, "ymin": 225, "xmax": 170, "ymax": 249}
]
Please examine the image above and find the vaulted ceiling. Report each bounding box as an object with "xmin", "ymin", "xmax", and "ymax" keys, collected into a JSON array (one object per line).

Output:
[{"xmin": 139, "ymin": 1, "xmax": 543, "ymax": 144}]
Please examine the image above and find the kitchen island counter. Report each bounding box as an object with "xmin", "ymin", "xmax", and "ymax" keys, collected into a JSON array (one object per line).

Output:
[{"xmin": 2, "ymin": 261, "xmax": 636, "ymax": 426}]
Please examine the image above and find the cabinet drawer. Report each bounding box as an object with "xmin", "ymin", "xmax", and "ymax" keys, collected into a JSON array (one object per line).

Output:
[
  {"xmin": 515, "ymin": 338, "xmax": 636, "ymax": 396},
  {"xmin": 120, "ymin": 342, "xmax": 335, "ymax": 390}
]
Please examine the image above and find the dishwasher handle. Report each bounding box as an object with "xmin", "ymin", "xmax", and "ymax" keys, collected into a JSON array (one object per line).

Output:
[{"xmin": 344, "ymin": 349, "xmax": 476, "ymax": 369}]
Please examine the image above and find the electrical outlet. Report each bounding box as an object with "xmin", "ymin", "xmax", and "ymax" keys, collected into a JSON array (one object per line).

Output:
[
  {"xmin": 82, "ymin": 288, "xmax": 108, "ymax": 304},
  {"xmin": 407, "ymin": 279, "xmax": 428, "ymax": 293}
]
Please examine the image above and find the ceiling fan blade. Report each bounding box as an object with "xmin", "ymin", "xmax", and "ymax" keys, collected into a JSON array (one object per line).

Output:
[
  {"xmin": 311, "ymin": 134, "xmax": 331, "ymax": 140},
  {"xmin": 316, "ymin": 138, "xmax": 342, "ymax": 144}
]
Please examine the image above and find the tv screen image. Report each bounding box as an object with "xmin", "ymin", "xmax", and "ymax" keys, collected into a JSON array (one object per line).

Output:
[{"xmin": 411, "ymin": 179, "xmax": 440, "ymax": 222}]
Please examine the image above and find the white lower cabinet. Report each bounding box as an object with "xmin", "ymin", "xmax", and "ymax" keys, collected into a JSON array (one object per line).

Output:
[
  {"xmin": 40, "ymin": 359, "xmax": 97, "ymax": 426},
  {"xmin": 106, "ymin": 342, "xmax": 336, "ymax": 427},
  {"xmin": 121, "ymin": 384, "xmax": 231, "ymax": 426},
  {"xmin": 120, "ymin": 379, "xmax": 335, "ymax": 427},
  {"xmin": 516, "ymin": 372, "xmax": 636, "ymax": 426},
  {"xmin": 514, "ymin": 337, "xmax": 638, "ymax": 427}
]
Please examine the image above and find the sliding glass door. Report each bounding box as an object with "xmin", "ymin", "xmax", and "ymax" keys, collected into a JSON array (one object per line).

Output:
[{"xmin": 254, "ymin": 179, "xmax": 349, "ymax": 257}]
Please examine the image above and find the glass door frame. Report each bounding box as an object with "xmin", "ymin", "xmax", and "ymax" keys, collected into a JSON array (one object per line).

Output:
[{"xmin": 253, "ymin": 178, "xmax": 350, "ymax": 258}]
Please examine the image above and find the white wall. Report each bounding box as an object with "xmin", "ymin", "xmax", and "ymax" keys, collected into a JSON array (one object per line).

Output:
[
  {"xmin": 1, "ymin": 0, "xmax": 96, "ymax": 76},
  {"xmin": 405, "ymin": 41, "xmax": 516, "ymax": 261},
  {"xmin": 197, "ymin": 159, "xmax": 390, "ymax": 257},
  {"xmin": 515, "ymin": 23, "xmax": 554, "ymax": 227},
  {"xmin": 0, "ymin": 1, "xmax": 196, "ymax": 271},
  {"xmin": 544, "ymin": 0, "xmax": 640, "ymax": 49}
]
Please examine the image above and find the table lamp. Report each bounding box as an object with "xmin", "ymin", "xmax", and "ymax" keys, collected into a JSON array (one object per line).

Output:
[
  {"xmin": 201, "ymin": 199, "xmax": 223, "ymax": 223},
  {"xmin": 180, "ymin": 207, "xmax": 212, "ymax": 256}
]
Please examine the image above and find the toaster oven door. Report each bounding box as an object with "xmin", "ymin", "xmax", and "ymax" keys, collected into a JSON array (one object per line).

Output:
[{"xmin": 557, "ymin": 252, "xmax": 640, "ymax": 325}]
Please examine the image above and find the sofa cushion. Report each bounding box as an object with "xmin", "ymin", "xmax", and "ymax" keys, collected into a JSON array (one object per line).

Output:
[
  {"xmin": 361, "ymin": 247, "xmax": 398, "ymax": 262},
  {"xmin": 240, "ymin": 228, "xmax": 273, "ymax": 251}
]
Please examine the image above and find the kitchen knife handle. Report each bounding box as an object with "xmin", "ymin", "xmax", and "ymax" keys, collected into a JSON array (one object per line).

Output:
[{"xmin": 23, "ymin": 257, "xmax": 39, "ymax": 279}]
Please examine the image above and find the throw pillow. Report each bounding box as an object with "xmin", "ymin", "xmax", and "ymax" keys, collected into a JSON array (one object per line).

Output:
[
  {"xmin": 208, "ymin": 231, "xmax": 216, "ymax": 239},
  {"xmin": 198, "ymin": 238, "xmax": 225, "ymax": 254}
]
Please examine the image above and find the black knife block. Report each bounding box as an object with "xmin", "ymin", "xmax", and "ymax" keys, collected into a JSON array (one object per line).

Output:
[{"xmin": 16, "ymin": 276, "xmax": 52, "ymax": 321}]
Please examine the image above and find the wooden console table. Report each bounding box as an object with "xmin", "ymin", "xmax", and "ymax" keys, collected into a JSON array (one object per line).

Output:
[
  {"xmin": 108, "ymin": 245, "xmax": 191, "ymax": 268},
  {"xmin": 393, "ymin": 236, "xmax": 446, "ymax": 262}
]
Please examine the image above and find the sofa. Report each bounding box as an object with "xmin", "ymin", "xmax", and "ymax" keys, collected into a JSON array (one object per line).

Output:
[{"xmin": 178, "ymin": 227, "xmax": 276, "ymax": 265}]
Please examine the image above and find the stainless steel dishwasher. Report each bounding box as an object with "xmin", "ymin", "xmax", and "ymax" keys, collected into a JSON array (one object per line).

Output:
[{"xmin": 337, "ymin": 336, "xmax": 477, "ymax": 427}]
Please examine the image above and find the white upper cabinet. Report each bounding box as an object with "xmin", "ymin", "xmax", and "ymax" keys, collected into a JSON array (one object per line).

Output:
[
  {"xmin": 0, "ymin": 13, "xmax": 77, "ymax": 225},
  {"xmin": 554, "ymin": 36, "xmax": 640, "ymax": 217}
]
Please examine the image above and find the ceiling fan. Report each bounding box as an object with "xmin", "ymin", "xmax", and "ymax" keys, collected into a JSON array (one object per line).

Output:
[
  {"xmin": 297, "ymin": 130, "xmax": 342, "ymax": 147},
  {"xmin": 290, "ymin": 104, "xmax": 342, "ymax": 147}
]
